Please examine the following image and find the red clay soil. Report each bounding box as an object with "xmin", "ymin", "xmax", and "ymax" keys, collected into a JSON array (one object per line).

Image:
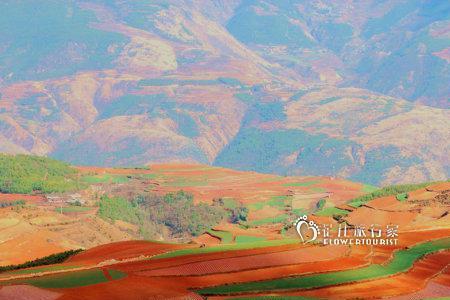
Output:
[
  {"xmin": 0, "ymin": 285, "xmax": 61, "ymax": 300},
  {"xmin": 427, "ymin": 182, "xmax": 450, "ymax": 192},
  {"xmin": 55, "ymin": 247, "xmax": 370, "ymax": 300},
  {"xmin": 138, "ymin": 245, "xmax": 350, "ymax": 277},
  {"xmin": 114, "ymin": 243, "xmax": 312, "ymax": 274},
  {"xmin": 57, "ymin": 274, "xmax": 204, "ymax": 300},
  {"xmin": 367, "ymin": 195, "xmax": 411, "ymax": 210},
  {"xmin": 147, "ymin": 164, "xmax": 366, "ymax": 205},
  {"xmin": 0, "ymin": 193, "xmax": 45, "ymax": 203},
  {"xmin": 67, "ymin": 241, "xmax": 190, "ymax": 265},
  {"xmin": 175, "ymin": 252, "xmax": 369, "ymax": 290},
  {"xmin": 433, "ymin": 264, "xmax": 450, "ymax": 287},
  {"xmin": 346, "ymin": 206, "xmax": 417, "ymax": 228},
  {"xmin": 13, "ymin": 231, "xmax": 450, "ymax": 299},
  {"xmin": 0, "ymin": 231, "xmax": 67, "ymax": 266},
  {"xmin": 192, "ymin": 233, "xmax": 221, "ymax": 246},
  {"xmin": 280, "ymin": 251, "xmax": 450, "ymax": 300},
  {"xmin": 387, "ymin": 266, "xmax": 450, "ymax": 300}
]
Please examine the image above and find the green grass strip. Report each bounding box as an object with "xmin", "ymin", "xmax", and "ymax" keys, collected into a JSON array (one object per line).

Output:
[
  {"xmin": 55, "ymin": 206, "xmax": 92, "ymax": 213},
  {"xmin": 14, "ymin": 269, "xmax": 108, "ymax": 288},
  {"xmin": 347, "ymin": 181, "xmax": 443, "ymax": 208},
  {"xmin": 2, "ymin": 268, "xmax": 127, "ymax": 289},
  {"xmin": 314, "ymin": 207, "xmax": 349, "ymax": 217},
  {"xmin": 198, "ymin": 238, "xmax": 450, "ymax": 295},
  {"xmin": 2, "ymin": 265, "xmax": 79, "ymax": 276},
  {"xmin": 235, "ymin": 236, "xmax": 267, "ymax": 244},
  {"xmin": 396, "ymin": 193, "xmax": 408, "ymax": 202},
  {"xmin": 283, "ymin": 181, "xmax": 319, "ymax": 187},
  {"xmin": 108, "ymin": 269, "xmax": 127, "ymax": 280},
  {"xmin": 82, "ymin": 174, "xmax": 130, "ymax": 184}
]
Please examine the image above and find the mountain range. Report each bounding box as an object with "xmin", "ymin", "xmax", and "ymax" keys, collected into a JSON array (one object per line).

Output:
[{"xmin": 0, "ymin": 0, "xmax": 449, "ymax": 185}]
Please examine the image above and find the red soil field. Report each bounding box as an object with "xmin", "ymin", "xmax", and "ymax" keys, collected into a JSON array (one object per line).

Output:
[
  {"xmin": 284, "ymin": 251, "xmax": 450, "ymax": 300},
  {"xmin": 67, "ymin": 241, "xmax": 191, "ymax": 265},
  {"xmin": 389, "ymin": 268, "xmax": 450, "ymax": 300},
  {"xmin": 58, "ymin": 274, "xmax": 204, "ymax": 300},
  {"xmin": 54, "ymin": 247, "xmax": 370, "ymax": 300},
  {"xmin": 433, "ymin": 264, "xmax": 450, "ymax": 287},
  {"xmin": 192, "ymin": 233, "xmax": 221, "ymax": 246},
  {"xmin": 179, "ymin": 251, "xmax": 370, "ymax": 291},
  {"xmin": 214, "ymin": 223, "xmax": 281, "ymax": 240},
  {"xmin": 0, "ymin": 231, "xmax": 66, "ymax": 266},
  {"xmin": 0, "ymin": 193, "xmax": 45, "ymax": 203},
  {"xmin": 147, "ymin": 164, "xmax": 366, "ymax": 205},
  {"xmin": 428, "ymin": 182, "xmax": 450, "ymax": 192},
  {"xmin": 115, "ymin": 243, "xmax": 311, "ymax": 273},
  {"xmin": 138, "ymin": 245, "xmax": 349, "ymax": 277},
  {"xmin": 0, "ymin": 285, "xmax": 61, "ymax": 300},
  {"xmin": 346, "ymin": 206, "xmax": 417, "ymax": 228}
]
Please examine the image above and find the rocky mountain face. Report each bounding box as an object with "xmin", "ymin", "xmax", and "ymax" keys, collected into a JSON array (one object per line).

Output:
[{"xmin": 0, "ymin": 0, "xmax": 449, "ymax": 185}]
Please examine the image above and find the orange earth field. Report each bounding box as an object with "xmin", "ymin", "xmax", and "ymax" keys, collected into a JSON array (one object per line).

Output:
[
  {"xmin": 0, "ymin": 180, "xmax": 448, "ymax": 299},
  {"xmin": 0, "ymin": 163, "xmax": 368, "ymax": 265}
]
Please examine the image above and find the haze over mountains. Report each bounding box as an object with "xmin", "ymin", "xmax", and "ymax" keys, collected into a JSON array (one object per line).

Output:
[{"xmin": 0, "ymin": 0, "xmax": 449, "ymax": 185}]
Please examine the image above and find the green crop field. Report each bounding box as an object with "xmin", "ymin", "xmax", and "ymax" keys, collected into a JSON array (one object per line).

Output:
[
  {"xmin": 348, "ymin": 181, "xmax": 442, "ymax": 207},
  {"xmin": 396, "ymin": 193, "xmax": 408, "ymax": 201},
  {"xmin": 314, "ymin": 207, "xmax": 349, "ymax": 217},
  {"xmin": 108, "ymin": 269, "xmax": 127, "ymax": 280},
  {"xmin": 82, "ymin": 174, "xmax": 130, "ymax": 184},
  {"xmin": 235, "ymin": 235, "xmax": 266, "ymax": 244},
  {"xmin": 248, "ymin": 195, "xmax": 289, "ymax": 211},
  {"xmin": 198, "ymin": 238, "xmax": 450, "ymax": 295},
  {"xmin": 283, "ymin": 181, "xmax": 319, "ymax": 187},
  {"xmin": 1, "ymin": 265, "xmax": 79, "ymax": 276},
  {"xmin": 56, "ymin": 206, "xmax": 92, "ymax": 213},
  {"xmin": 3, "ymin": 268, "xmax": 126, "ymax": 289}
]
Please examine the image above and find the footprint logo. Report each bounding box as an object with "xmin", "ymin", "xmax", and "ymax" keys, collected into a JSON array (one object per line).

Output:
[{"xmin": 295, "ymin": 215, "xmax": 319, "ymax": 243}]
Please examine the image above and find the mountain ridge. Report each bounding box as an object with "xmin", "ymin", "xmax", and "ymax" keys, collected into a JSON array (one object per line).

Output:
[{"xmin": 0, "ymin": 0, "xmax": 449, "ymax": 185}]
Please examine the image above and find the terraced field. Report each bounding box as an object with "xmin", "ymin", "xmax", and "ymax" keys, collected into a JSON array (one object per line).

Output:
[
  {"xmin": 0, "ymin": 229, "xmax": 448, "ymax": 299},
  {"xmin": 0, "ymin": 166, "xmax": 448, "ymax": 299},
  {"xmin": 198, "ymin": 238, "xmax": 450, "ymax": 295}
]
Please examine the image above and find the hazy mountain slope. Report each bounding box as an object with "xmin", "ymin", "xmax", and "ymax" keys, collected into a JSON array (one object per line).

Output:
[
  {"xmin": 0, "ymin": 0, "xmax": 448, "ymax": 185},
  {"xmin": 214, "ymin": 87, "xmax": 450, "ymax": 185},
  {"xmin": 225, "ymin": 0, "xmax": 450, "ymax": 108}
]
